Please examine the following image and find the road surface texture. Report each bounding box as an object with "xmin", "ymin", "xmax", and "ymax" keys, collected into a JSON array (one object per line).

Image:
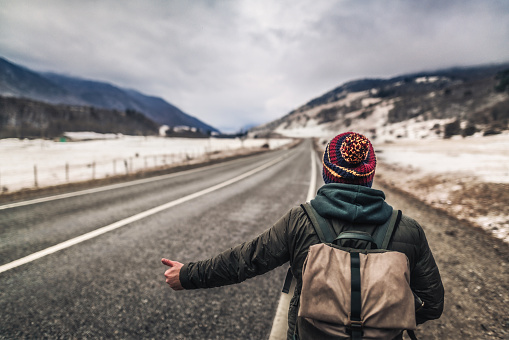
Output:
[
  {"xmin": 1, "ymin": 140, "xmax": 316, "ymax": 339},
  {"xmin": 1, "ymin": 139, "xmax": 508, "ymax": 339}
]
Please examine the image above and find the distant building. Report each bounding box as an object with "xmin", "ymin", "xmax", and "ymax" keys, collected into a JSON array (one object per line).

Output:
[{"xmin": 159, "ymin": 125, "xmax": 170, "ymax": 136}]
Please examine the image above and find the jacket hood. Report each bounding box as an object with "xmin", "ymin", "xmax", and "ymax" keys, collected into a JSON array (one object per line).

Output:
[{"xmin": 310, "ymin": 183, "xmax": 393, "ymax": 224}]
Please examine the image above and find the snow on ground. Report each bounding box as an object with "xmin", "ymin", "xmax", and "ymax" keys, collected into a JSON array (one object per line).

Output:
[
  {"xmin": 373, "ymin": 133, "xmax": 509, "ymax": 243},
  {"xmin": 0, "ymin": 135, "xmax": 293, "ymax": 193},
  {"xmin": 274, "ymin": 119, "xmax": 332, "ymax": 138},
  {"xmin": 376, "ymin": 117, "xmax": 455, "ymax": 141},
  {"xmin": 1, "ymin": 129, "xmax": 508, "ymax": 244},
  {"xmin": 376, "ymin": 134, "xmax": 509, "ymax": 183}
]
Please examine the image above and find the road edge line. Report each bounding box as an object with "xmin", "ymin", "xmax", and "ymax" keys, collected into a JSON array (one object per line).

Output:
[{"xmin": 0, "ymin": 152, "xmax": 292, "ymax": 274}]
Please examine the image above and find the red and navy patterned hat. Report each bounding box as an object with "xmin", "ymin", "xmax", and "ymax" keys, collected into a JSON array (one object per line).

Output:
[{"xmin": 322, "ymin": 132, "xmax": 376, "ymax": 187}]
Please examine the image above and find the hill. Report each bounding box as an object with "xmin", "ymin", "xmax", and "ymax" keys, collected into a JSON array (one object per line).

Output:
[
  {"xmin": 0, "ymin": 57, "xmax": 218, "ymax": 134},
  {"xmin": 0, "ymin": 96, "xmax": 159, "ymax": 139},
  {"xmin": 251, "ymin": 63, "xmax": 509, "ymax": 141}
]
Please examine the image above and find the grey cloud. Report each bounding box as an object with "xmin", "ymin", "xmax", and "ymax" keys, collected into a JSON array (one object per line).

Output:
[{"xmin": 0, "ymin": 0, "xmax": 508, "ymax": 132}]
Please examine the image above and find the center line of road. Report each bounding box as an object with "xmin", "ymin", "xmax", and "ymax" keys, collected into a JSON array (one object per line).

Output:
[{"xmin": 0, "ymin": 152, "xmax": 294, "ymax": 274}]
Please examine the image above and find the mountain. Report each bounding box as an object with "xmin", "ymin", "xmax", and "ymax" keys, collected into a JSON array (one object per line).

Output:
[
  {"xmin": 0, "ymin": 58, "xmax": 73, "ymax": 103},
  {"xmin": 0, "ymin": 96, "xmax": 160, "ymax": 139},
  {"xmin": 0, "ymin": 57, "xmax": 218, "ymax": 133},
  {"xmin": 250, "ymin": 63, "xmax": 509, "ymax": 140}
]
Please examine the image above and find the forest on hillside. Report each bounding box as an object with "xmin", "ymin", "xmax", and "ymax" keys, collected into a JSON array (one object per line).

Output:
[{"xmin": 0, "ymin": 96, "xmax": 160, "ymax": 139}]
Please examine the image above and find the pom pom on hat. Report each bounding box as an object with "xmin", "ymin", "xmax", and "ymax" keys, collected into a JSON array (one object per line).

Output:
[{"xmin": 322, "ymin": 132, "xmax": 376, "ymax": 187}]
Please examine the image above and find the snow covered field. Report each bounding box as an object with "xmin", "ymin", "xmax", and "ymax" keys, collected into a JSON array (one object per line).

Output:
[
  {"xmin": 0, "ymin": 135, "xmax": 293, "ymax": 193},
  {"xmin": 376, "ymin": 134, "xmax": 509, "ymax": 184},
  {"xmin": 373, "ymin": 133, "xmax": 509, "ymax": 244}
]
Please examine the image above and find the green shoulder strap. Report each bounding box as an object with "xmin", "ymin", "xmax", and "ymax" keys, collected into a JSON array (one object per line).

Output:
[
  {"xmin": 373, "ymin": 209, "xmax": 402, "ymax": 249},
  {"xmin": 283, "ymin": 203, "xmax": 335, "ymax": 294},
  {"xmin": 300, "ymin": 202, "xmax": 336, "ymax": 243},
  {"xmin": 302, "ymin": 203, "xmax": 402, "ymax": 248}
]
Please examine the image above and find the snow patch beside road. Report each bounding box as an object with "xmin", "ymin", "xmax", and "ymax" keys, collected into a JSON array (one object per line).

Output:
[
  {"xmin": 0, "ymin": 135, "xmax": 293, "ymax": 193},
  {"xmin": 374, "ymin": 133, "xmax": 509, "ymax": 243}
]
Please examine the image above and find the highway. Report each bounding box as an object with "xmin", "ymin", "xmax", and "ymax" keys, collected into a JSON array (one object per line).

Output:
[
  {"xmin": 2, "ymin": 138, "xmax": 509, "ymax": 339},
  {"xmin": 0, "ymin": 139, "xmax": 322, "ymax": 339}
]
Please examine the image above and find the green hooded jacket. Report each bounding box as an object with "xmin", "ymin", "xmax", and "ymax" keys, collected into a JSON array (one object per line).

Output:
[{"xmin": 180, "ymin": 183, "xmax": 444, "ymax": 338}]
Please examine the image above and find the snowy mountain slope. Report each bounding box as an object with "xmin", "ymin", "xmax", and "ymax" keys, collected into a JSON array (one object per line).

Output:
[
  {"xmin": 251, "ymin": 63, "xmax": 509, "ymax": 141},
  {"xmin": 0, "ymin": 57, "xmax": 218, "ymax": 133}
]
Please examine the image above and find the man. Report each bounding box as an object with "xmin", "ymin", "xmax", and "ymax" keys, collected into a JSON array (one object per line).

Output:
[{"xmin": 162, "ymin": 132, "xmax": 444, "ymax": 339}]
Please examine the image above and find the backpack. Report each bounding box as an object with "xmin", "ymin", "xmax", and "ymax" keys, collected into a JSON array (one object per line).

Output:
[{"xmin": 295, "ymin": 203, "xmax": 419, "ymax": 340}]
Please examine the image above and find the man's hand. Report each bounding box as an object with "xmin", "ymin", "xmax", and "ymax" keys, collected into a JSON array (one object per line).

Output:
[{"xmin": 162, "ymin": 258, "xmax": 184, "ymax": 291}]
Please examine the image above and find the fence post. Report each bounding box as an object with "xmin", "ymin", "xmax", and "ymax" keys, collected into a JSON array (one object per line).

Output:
[
  {"xmin": 92, "ymin": 162, "xmax": 96, "ymax": 180},
  {"xmin": 113, "ymin": 159, "xmax": 116, "ymax": 175},
  {"xmin": 124, "ymin": 160, "xmax": 129, "ymax": 174},
  {"xmin": 34, "ymin": 165, "xmax": 38, "ymax": 187},
  {"xmin": 65, "ymin": 163, "xmax": 69, "ymax": 182}
]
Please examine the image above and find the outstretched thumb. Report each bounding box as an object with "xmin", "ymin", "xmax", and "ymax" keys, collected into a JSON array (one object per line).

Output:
[{"xmin": 161, "ymin": 258, "xmax": 174, "ymax": 267}]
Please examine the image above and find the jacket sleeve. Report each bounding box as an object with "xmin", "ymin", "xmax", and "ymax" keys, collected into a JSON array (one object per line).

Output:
[
  {"xmin": 180, "ymin": 210, "xmax": 292, "ymax": 289},
  {"xmin": 411, "ymin": 227, "xmax": 445, "ymax": 324}
]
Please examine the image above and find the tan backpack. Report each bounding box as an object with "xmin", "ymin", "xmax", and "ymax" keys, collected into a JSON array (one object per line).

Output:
[{"xmin": 297, "ymin": 203, "xmax": 420, "ymax": 340}]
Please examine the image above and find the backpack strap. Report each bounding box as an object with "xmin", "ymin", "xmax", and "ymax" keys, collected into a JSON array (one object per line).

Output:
[
  {"xmin": 283, "ymin": 203, "xmax": 329, "ymax": 294},
  {"xmin": 335, "ymin": 231, "xmax": 378, "ymax": 249},
  {"xmin": 281, "ymin": 267, "xmax": 294, "ymax": 294},
  {"xmin": 408, "ymin": 330, "xmax": 418, "ymax": 340},
  {"xmin": 348, "ymin": 210, "xmax": 402, "ymax": 340},
  {"xmin": 300, "ymin": 202, "xmax": 336, "ymax": 243},
  {"xmin": 350, "ymin": 251, "xmax": 363, "ymax": 340},
  {"xmin": 283, "ymin": 203, "xmax": 337, "ymax": 294},
  {"xmin": 302, "ymin": 203, "xmax": 402, "ymax": 250},
  {"xmin": 373, "ymin": 209, "xmax": 402, "ymax": 249}
]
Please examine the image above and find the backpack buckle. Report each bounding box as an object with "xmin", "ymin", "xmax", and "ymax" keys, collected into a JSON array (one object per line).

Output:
[
  {"xmin": 349, "ymin": 319, "xmax": 363, "ymax": 330},
  {"xmin": 347, "ymin": 314, "xmax": 364, "ymax": 334},
  {"xmin": 347, "ymin": 319, "xmax": 364, "ymax": 339}
]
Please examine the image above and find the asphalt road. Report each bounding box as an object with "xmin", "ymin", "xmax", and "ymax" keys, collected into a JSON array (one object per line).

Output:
[
  {"xmin": 0, "ymin": 140, "xmax": 321, "ymax": 339},
  {"xmin": 4, "ymin": 137, "xmax": 507, "ymax": 340}
]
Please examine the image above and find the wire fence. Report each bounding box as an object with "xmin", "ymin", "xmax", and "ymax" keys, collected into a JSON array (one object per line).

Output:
[
  {"xmin": 1, "ymin": 148, "xmax": 219, "ymax": 193},
  {"xmin": 0, "ymin": 137, "xmax": 295, "ymax": 194}
]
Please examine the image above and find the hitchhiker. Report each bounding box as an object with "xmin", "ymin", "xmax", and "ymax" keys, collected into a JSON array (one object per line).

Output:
[{"xmin": 162, "ymin": 131, "xmax": 444, "ymax": 339}]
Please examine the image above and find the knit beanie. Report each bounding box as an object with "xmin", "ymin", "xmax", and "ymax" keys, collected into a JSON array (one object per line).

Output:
[{"xmin": 322, "ymin": 132, "xmax": 376, "ymax": 187}]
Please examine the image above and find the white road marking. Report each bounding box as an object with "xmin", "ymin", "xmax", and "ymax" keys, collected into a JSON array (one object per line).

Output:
[
  {"xmin": 268, "ymin": 147, "xmax": 318, "ymax": 340},
  {"xmin": 0, "ymin": 152, "xmax": 292, "ymax": 274},
  {"xmin": 306, "ymin": 150, "xmax": 319, "ymax": 202},
  {"xmin": 0, "ymin": 155, "xmax": 259, "ymax": 211}
]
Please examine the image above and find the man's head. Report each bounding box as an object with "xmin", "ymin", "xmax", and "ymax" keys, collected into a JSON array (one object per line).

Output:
[{"xmin": 322, "ymin": 132, "xmax": 376, "ymax": 187}]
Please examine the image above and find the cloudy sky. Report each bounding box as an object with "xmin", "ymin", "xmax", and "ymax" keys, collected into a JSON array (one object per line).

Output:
[{"xmin": 1, "ymin": 0, "xmax": 509, "ymax": 132}]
